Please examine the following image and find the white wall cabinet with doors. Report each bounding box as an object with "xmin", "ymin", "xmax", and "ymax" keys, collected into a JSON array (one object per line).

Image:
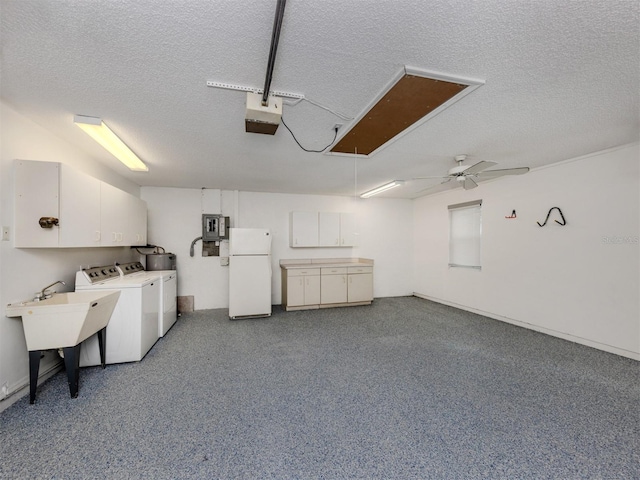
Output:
[
  {"xmin": 290, "ymin": 211, "xmax": 357, "ymax": 247},
  {"xmin": 280, "ymin": 258, "xmax": 373, "ymax": 311},
  {"xmin": 100, "ymin": 182, "xmax": 147, "ymax": 247},
  {"xmin": 289, "ymin": 211, "xmax": 319, "ymax": 247},
  {"xmin": 13, "ymin": 160, "xmax": 146, "ymax": 248},
  {"xmin": 59, "ymin": 163, "xmax": 102, "ymax": 247}
]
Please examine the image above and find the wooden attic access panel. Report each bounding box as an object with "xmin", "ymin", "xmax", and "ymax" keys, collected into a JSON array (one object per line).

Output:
[{"xmin": 330, "ymin": 73, "xmax": 471, "ymax": 156}]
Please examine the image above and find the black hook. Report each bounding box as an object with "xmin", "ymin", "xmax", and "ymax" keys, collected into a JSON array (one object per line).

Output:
[{"xmin": 537, "ymin": 207, "xmax": 566, "ymax": 227}]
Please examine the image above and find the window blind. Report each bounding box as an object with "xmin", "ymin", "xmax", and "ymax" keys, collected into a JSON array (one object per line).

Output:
[{"xmin": 449, "ymin": 200, "xmax": 482, "ymax": 269}]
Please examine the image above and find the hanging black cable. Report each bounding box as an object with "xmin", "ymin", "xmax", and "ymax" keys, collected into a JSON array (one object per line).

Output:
[{"xmin": 281, "ymin": 118, "xmax": 338, "ymax": 153}]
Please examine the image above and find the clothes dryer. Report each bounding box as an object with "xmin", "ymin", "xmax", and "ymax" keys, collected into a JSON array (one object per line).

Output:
[{"xmin": 117, "ymin": 262, "xmax": 177, "ymax": 337}]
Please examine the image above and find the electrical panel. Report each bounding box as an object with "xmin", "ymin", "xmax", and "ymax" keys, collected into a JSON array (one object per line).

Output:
[{"xmin": 202, "ymin": 214, "xmax": 229, "ymax": 241}]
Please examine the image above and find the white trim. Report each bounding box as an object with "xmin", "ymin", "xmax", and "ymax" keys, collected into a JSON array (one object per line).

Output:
[
  {"xmin": 0, "ymin": 359, "xmax": 63, "ymax": 412},
  {"xmin": 326, "ymin": 66, "xmax": 485, "ymax": 158},
  {"xmin": 413, "ymin": 293, "xmax": 640, "ymax": 361}
]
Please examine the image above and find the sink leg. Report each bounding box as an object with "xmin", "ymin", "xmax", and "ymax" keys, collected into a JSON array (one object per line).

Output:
[
  {"xmin": 97, "ymin": 327, "xmax": 107, "ymax": 369},
  {"xmin": 28, "ymin": 350, "xmax": 41, "ymax": 404},
  {"xmin": 62, "ymin": 344, "xmax": 81, "ymax": 399}
]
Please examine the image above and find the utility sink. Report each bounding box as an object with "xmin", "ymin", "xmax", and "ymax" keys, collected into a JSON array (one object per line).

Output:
[
  {"xmin": 6, "ymin": 290, "xmax": 120, "ymax": 404},
  {"xmin": 6, "ymin": 290, "xmax": 120, "ymax": 351}
]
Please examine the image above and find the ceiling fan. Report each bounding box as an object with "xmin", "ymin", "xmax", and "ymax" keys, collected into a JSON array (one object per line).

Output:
[{"xmin": 415, "ymin": 155, "xmax": 530, "ymax": 190}]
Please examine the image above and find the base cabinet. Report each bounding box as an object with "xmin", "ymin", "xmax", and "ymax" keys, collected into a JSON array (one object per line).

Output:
[
  {"xmin": 320, "ymin": 268, "xmax": 348, "ymax": 304},
  {"xmin": 282, "ymin": 268, "xmax": 321, "ymax": 308},
  {"xmin": 281, "ymin": 262, "xmax": 373, "ymax": 311},
  {"xmin": 348, "ymin": 273, "xmax": 373, "ymax": 303}
]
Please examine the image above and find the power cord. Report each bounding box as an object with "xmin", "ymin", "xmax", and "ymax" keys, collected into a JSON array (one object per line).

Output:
[{"xmin": 281, "ymin": 117, "xmax": 339, "ymax": 153}]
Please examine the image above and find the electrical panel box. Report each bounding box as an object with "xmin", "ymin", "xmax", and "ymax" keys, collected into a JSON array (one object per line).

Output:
[{"xmin": 202, "ymin": 214, "xmax": 229, "ymax": 241}]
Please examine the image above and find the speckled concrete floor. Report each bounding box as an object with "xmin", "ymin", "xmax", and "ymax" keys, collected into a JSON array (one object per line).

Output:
[{"xmin": 1, "ymin": 297, "xmax": 638, "ymax": 479}]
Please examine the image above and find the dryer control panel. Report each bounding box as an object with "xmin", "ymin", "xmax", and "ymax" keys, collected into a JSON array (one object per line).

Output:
[{"xmin": 77, "ymin": 265, "xmax": 120, "ymax": 285}]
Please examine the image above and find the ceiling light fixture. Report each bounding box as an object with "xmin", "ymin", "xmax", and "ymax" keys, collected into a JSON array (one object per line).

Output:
[
  {"xmin": 360, "ymin": 180, "xmax": 405, "ymax": 198},
  {"xmin": 73, "ymin": 115, "xmax": 148, "ymax": 172}
]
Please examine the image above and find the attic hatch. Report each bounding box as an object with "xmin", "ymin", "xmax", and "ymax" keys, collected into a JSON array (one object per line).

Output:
[{"xmin": 329, "ymin": 68, "xmax": 484, "ymax": 157}]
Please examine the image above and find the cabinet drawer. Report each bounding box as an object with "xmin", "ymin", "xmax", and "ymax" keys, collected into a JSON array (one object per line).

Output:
[
  {"xmin": 321, "ymin": 267, "xmax": 348, "ymax": 275},
  {"xmin": 288, "ymin": 268, "xmax": 321, "ymax": 277},
  {"xmin": 347, "ymin": 266, "xmax": 373, "ymax": 274}
]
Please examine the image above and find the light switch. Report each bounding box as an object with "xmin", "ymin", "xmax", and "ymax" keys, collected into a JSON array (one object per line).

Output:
[{"xmin": 2, "ymin": 226, "xmax": 9, "ymax": 241}]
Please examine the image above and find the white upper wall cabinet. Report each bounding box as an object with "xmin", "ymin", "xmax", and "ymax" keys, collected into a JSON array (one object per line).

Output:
[
  {"xmin": 319, "ymin": 212, "xmax": 340, "ymax": 246},
  {"xmin": 290, "ymin": 211, "xmax": 357, "ymax": 248},
  {"xmin": 14, "ymin": 160, "xmax": 60, "ymax": 248},
  {"xmin": 289, "ymin": 211, "xmax": 319, "ymax": 247},
  {"xmin": 59, "ymin": 164, "xmax": 101, "ymax": 247},
  {"xmin": 339, "ymin": 212, "xmax": 357, "ymax": 247},
  {"xmin": 13, "ymin": 160, "xmax": 146, "ymax": 248}
]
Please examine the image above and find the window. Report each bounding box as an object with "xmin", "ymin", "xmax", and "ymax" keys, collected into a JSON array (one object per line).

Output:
[{"xmin": 449, "ymin": 200, "xmax": 482, "ymax": 269}]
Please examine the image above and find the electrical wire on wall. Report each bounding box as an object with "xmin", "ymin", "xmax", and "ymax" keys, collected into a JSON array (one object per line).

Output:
[{"xmin": 281, "ymin": 118, "xmax": 339, "ymax": 153}]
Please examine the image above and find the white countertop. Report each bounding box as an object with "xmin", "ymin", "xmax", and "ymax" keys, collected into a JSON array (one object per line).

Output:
[{"xmin": 279, "ymin": 258, "xmax": 373, "ymax": 270}]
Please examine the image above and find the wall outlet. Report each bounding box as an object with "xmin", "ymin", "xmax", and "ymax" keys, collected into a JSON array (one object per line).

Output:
[
  {"xmin": 2, "ymin": 226, "xmax": 9, "ymax": 241},
  {"xmin": 333, "ymin": 123, "xmax": 343, "ymax": 132}
]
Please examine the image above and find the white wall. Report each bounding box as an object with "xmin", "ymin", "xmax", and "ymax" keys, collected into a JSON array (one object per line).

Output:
[
  {"xmin": 0, "ymin": 101, "xmax": 140, "ymax": 401},
  {"xmin": 141, "ymin": 188, "xmax": 414, "ymax": 310},
  {"xmin": 413, "ymin": 143, "xmax": 640, "ymax": 359},
  {"xmin": 3, "ymin": 97, "xmax": 636, "ymax": 408}
]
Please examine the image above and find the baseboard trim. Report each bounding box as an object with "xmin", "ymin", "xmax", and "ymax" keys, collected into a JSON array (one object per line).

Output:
[
  {"xmin": 0, "ymin": 358, "xmax": 63, "ymax": 412},
  {"xmin": 413, "ymin": 293, "xmax": 639, "ymax": 361}
]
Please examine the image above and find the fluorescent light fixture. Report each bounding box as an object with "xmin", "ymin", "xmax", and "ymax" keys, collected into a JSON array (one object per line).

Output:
[
  {"xmin": 74, "ymin": 115, "xmax": 148, "ymax": 172},
  {"xmin": 360, "ymin": 180, "xmax": 405, "ymax": 198}
]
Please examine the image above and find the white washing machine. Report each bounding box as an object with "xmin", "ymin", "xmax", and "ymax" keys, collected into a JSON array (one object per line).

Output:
[
  {"xmin": 75, "ymin": 264, "xmax": 160, "ymax": 366},
  {"xmin": 117, "ymin": 262, "xmax": 178, "ymax": 337}
]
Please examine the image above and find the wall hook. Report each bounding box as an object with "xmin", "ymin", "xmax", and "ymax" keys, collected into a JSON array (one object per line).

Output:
[
  {"xmin": 505, "ymin": 210, "xmax": 517, "ymax": 219},
  {"xmin": 537, "ymin": 207, "xmax": 566, "ymax": 227}
]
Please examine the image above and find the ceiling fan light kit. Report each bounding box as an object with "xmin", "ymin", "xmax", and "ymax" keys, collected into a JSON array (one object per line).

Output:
[{"xmin": 73, "ymin": 115, "xmax": 148, "ymax": 172}]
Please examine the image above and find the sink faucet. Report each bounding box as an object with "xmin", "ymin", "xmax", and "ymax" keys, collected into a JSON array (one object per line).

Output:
[{"xmin": 36, "ymin": 280, "xmax": 65, "ymax": 301}]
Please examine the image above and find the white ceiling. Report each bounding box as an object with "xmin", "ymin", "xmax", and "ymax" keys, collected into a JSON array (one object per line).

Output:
[{"xmin": 1, "ymin": 0, "xmax": 638, "ymax": 198}]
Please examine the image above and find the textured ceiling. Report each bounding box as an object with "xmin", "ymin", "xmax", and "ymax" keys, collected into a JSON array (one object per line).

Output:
[{"xmin": 1, "ymin": 0, "xmax": 638, "ymax": 198}]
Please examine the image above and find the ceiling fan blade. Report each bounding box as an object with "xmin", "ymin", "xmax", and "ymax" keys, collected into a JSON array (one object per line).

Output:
[
  {"xmin": 463, "ymin": 177, "xmax": 478, "ymax": 190},
  {"xmin": 461, "ymin": 161, "xmax": 498, "ymax": 175},
  {"xmin": 411, "ymin": 175, "xmax": 452, "ymax": 180},
  {"xmin": 414, "ymin": 177, "xmax": 454, "ymax": 195},
  {"xmin": 476, "ymin": 167, "xmax": 530, "ymax": 178}
]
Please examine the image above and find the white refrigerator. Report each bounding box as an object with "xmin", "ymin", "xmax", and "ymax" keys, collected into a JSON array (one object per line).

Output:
[{"xmin": 228, "ymin": 228, "xmax": 272, "ymax": 319}]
